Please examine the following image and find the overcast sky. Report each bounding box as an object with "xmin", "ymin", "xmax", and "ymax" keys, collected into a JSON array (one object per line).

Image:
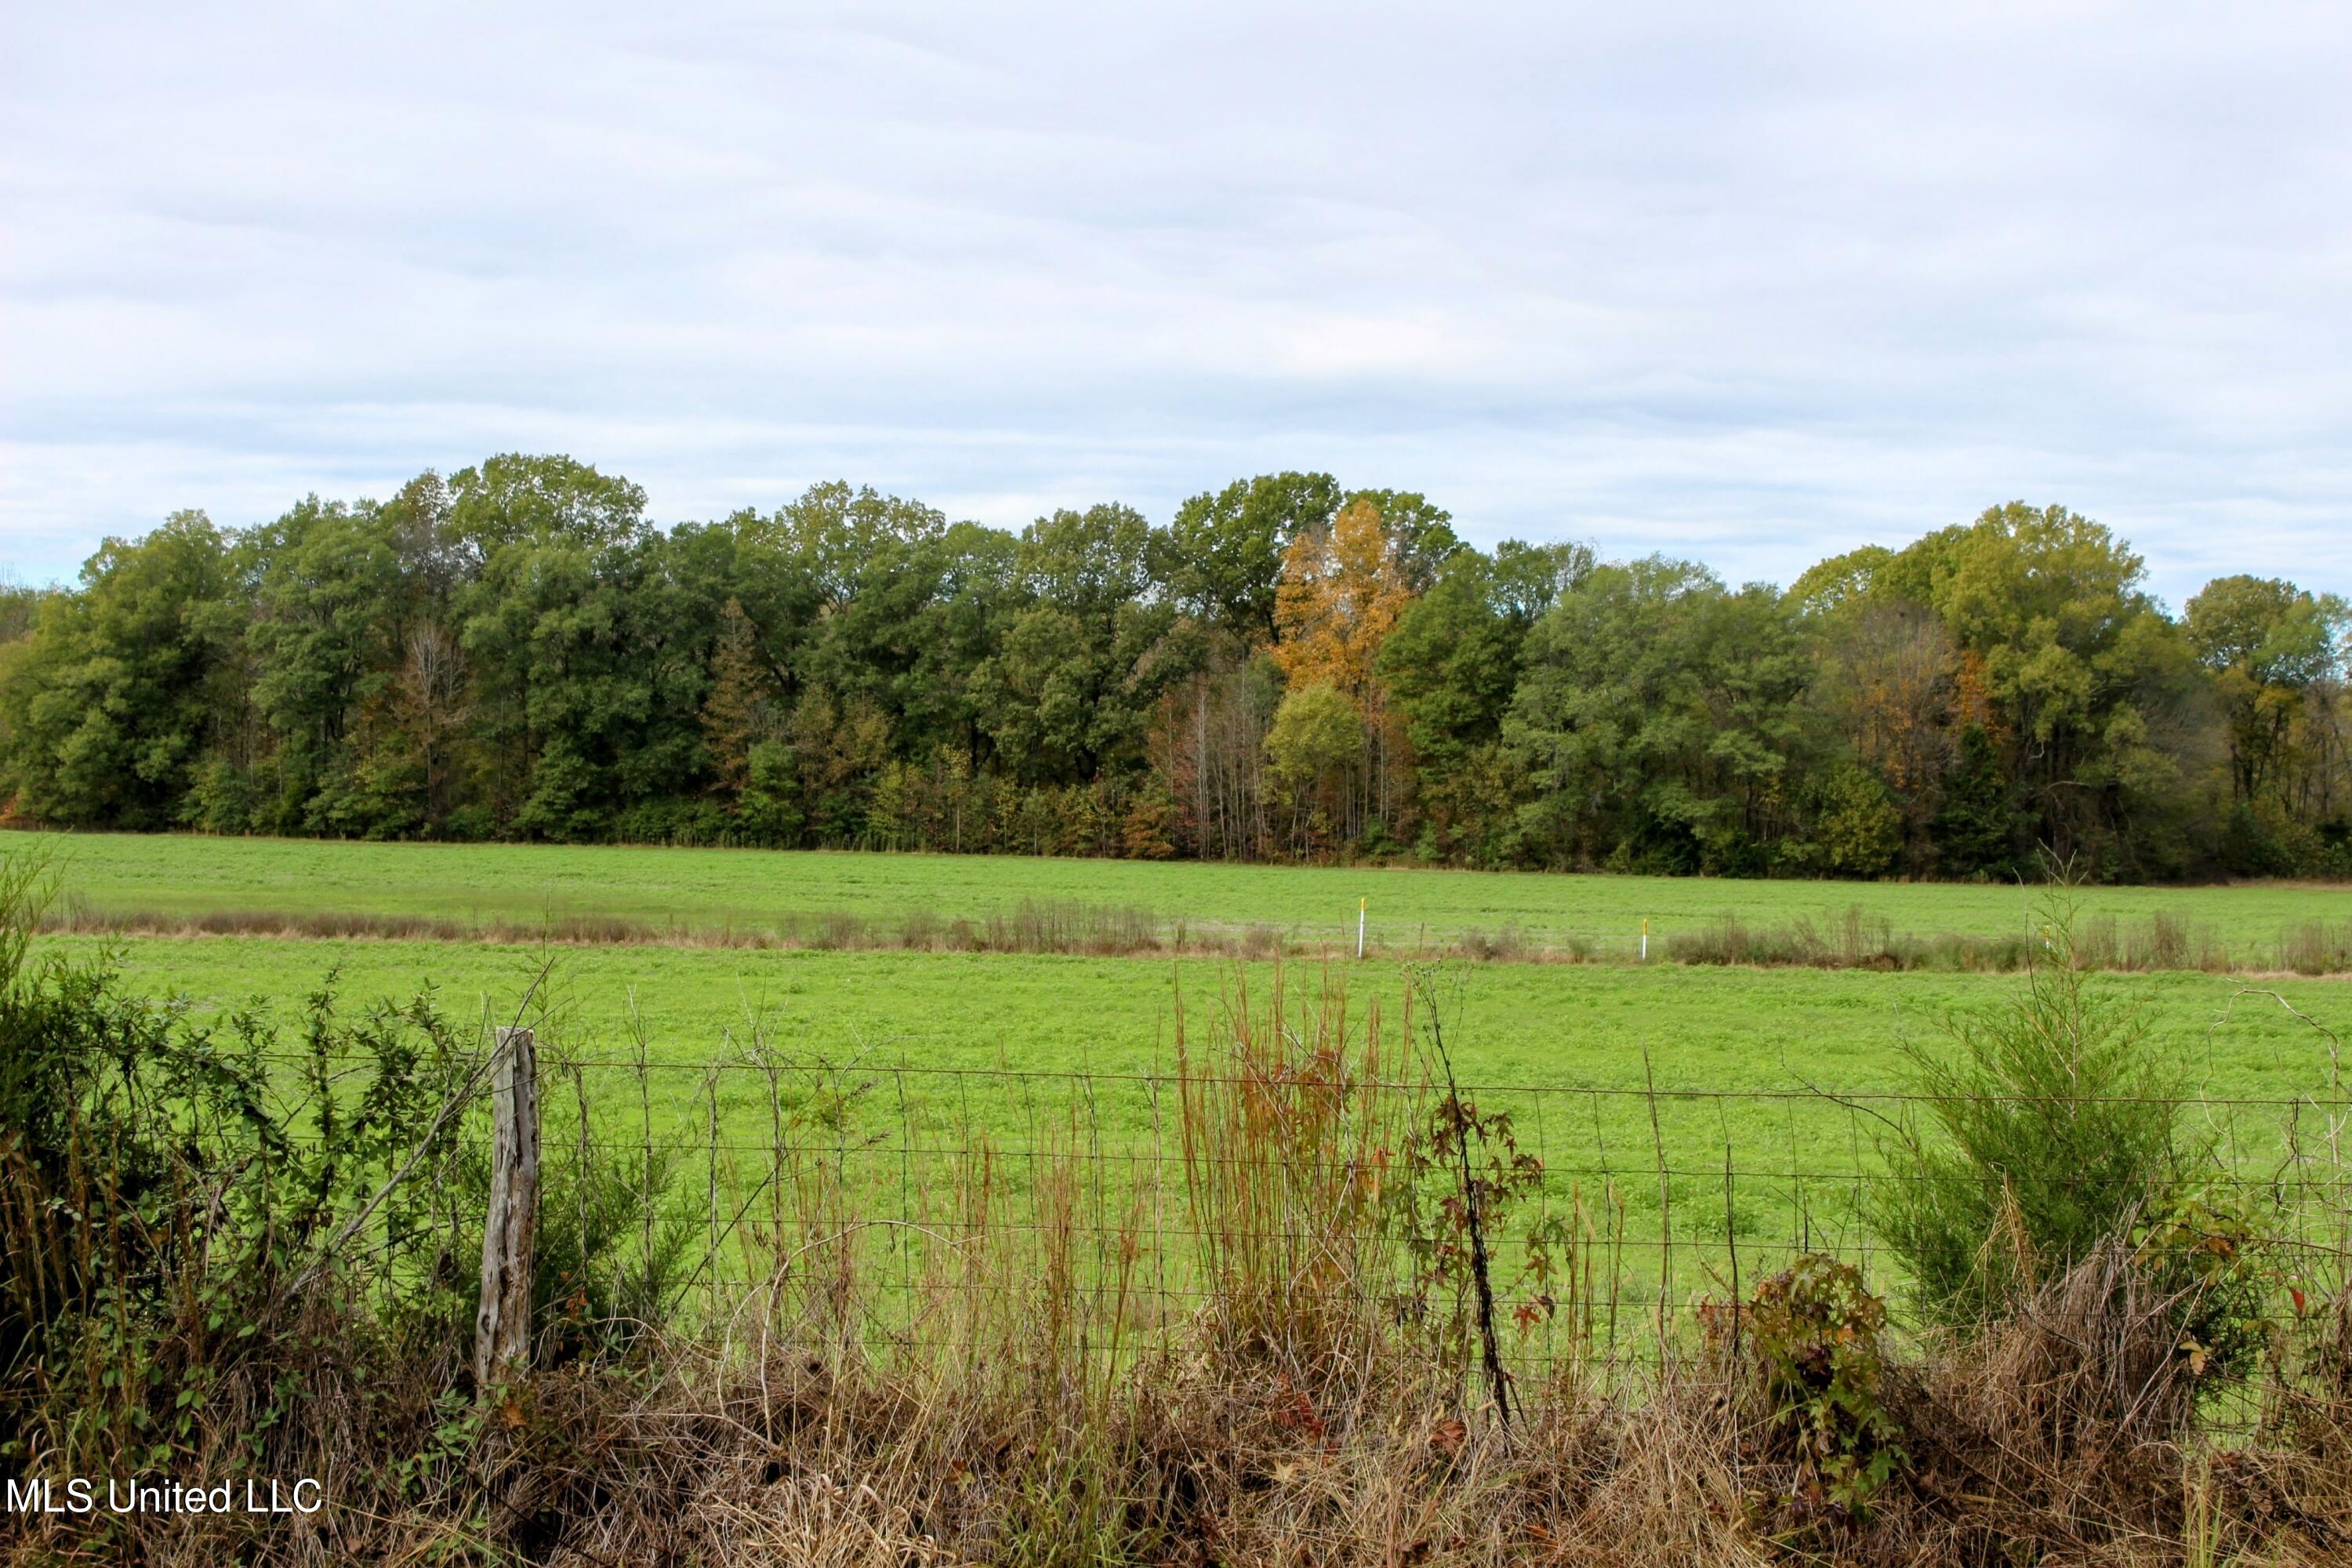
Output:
[{"xmin": 3, "ymin": 2, "xmax": 2347, "ymax": 608}]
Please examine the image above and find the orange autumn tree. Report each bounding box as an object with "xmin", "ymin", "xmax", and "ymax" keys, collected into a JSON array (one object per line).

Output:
[
  {"xmin": 1266, "ymin": 498, "xmax": 1417, "ymax": 850},
  {"xmin": 1272, "ymin": 497, "xmax": 1414, "ymax": 699}
]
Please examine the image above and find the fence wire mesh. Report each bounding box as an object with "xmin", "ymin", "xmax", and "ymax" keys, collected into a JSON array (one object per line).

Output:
[{"xmin": 259, "ymin": 1019, "xmax": 2351, "ymax": 1398}]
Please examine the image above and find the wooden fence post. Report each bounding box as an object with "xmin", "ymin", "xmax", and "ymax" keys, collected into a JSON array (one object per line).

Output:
[{"xmin": 475, "ymin": 1025, "xmax": 539, "ymax": 1394}]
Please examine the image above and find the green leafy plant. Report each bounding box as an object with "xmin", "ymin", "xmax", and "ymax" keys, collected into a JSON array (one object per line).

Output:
[
  {"xmin": 2132, "ymin": 1193, "xmax": 2272, "ymax": 1383},
  {"xmin": 1387, "ymin": 975, "xmax": 1581, "ymax": 1421},
  {"xmin": 0, "ymin": 847, "xmax": 687, "ymax": 1486},
  {"xmin": 1707, "ymin": 1252, "xmax": 1907, "ymax": 1518}
]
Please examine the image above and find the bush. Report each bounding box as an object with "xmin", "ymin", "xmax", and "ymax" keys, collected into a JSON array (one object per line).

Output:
[
  {"xmin": 0, "ymin": 850, "xmax": 683, "ymax": 1479},
  {"xmin": 1871, "ymin": 886, "xmax": 2212, "ymax": 1325},
  {"xmin": 0, "ymin": 952, "xmax": 476, "ymax": 1470},
  {"xmin": 2129, "ymin": 1194, "xmax": 2272, "ymax": 1383},
  {"xmin": 1704, "ymin": 1253, "xmax": 1907, "ymax": 1520}
]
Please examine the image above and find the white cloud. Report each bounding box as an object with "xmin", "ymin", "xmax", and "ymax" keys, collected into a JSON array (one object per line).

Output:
[{"xmin": 2, "ymin": 1, "xmax": 2347, "ymax": 608}]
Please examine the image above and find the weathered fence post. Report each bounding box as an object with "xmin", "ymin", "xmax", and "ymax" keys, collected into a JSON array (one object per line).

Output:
[{"xmin": 475, "ymin": 1025, "xmax": 539, "ymax": 1394}]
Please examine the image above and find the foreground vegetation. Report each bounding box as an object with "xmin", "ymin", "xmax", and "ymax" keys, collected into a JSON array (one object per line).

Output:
[
  {"xmin": 3, "ymin": 863, "xmax": 2348, "ymax": 1565},
  {"xmin": 4, "ymin": 458, "xmax": 2347, "ymax": 882}
]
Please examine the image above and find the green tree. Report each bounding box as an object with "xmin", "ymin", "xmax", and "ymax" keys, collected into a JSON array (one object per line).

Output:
[
  {"xmin": 967, "ymin": 505, "xmax": 1189, "ymax": 786},
  {"xmin": 241, "ymin": 495, "xmax": 418, "ymax": 835},
  {"xmin": 1487, "ymin": 539, "xmax": 1595, "ymax": 622},
  {"xmin": 0, "ymin": 512, "xmax": 244, "ymax": 828},
  {"xmin": 1881, "ymin": 503, "xmax": 2195, "ymax": 871},
  {"xmin": 1811, "ymin": 763, "xmax": 1900, "ymax": 877},
  {"xmin": 1343, "ymin": 488, "xmax": 1461, "ymax": 590},
  {"xmin": 2185, "ymin": 575, "xmax": 2347, "ymax": 804},
  {"xmin": 702, "ymin": 597, "xmax": 780, "ymax": 803},
  {"xmin": 1787, "ymin": 544, "xmax": 1895, "ymax": 616},
  {"xmin": 779, "ymin": 485, "xmax": 987, "ymax": 764},
  {"xmin": 1264, "ymin": 681, "xmax": 1362, "ymax": 833},
  {"xmin": 1161, "ymin": 473, "xmax": 1342, "ymax": 647},
  {"xmin": 786, "ymin": 684, "xmax": 892, "ymax": 844},
  {"xmin": 1377, "ymin": 543, "xmax": 1584, "ymax": 862},
  {"xmin": 0, "ymin": 579, "xmax": 49, "ymax": 646},
  {"xmin": 1380, "ymin": 556, "xmax": 1519, "ymax": 766},
  {"xmin": 1802, "ymin": 597, "xmax": 1961, "ymax": 871},
  {"xmin": 461, "ymin": 526, "xmax": 718, "ymax": 842},
  {"xmin": 739, "ymin": 739, "xmax": 804, "ymax": 845},
  {"xmin": 1506, "ymin": 559, "xmax": 1809, "ymax": 873},
  {"xmin": 448, "ymin": 452, "xmax": 648, "ymax": 562},
  {"xmin": 1932, "ymin": 724, "xmax": 2024, "ymax": 879}
]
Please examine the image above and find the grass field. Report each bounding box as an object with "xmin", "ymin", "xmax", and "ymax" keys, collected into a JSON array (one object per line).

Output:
[
  {"xmin": 34, "ymin": 930, "xmax": 2346, "ymax": 1282},
  {"xmin": 15, "ymin": 830, "xmax": 2349, "ymax": 1312},
  {"xmin": 13, "ymin": 827, "xmax": 2350, "ymax": 954},
  {"xmin": 57, "ymin": 930, "xmax": 2340, "ymax": 1101}
]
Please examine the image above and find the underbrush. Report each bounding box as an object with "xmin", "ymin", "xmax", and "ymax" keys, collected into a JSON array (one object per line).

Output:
[{"xmin": 4, "ymin": 865, "xmax": 2350, "ymax": 1565}]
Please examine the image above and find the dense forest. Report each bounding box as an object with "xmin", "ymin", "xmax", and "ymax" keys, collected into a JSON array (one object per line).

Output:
[{"xmin": 1, "ymin": 455, "xmax": 2345, "ymax": 880}]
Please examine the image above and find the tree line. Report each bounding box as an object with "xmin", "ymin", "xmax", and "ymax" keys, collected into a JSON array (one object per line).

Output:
[{"xmin": 1, "ymin": 453, "xmax": 2345, "ymax": 880}]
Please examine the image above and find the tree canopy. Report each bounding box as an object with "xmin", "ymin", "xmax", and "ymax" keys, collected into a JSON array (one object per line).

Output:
[{"xmin": 3, "ymin": 462, "xmax": 2344, "ymax": 881}]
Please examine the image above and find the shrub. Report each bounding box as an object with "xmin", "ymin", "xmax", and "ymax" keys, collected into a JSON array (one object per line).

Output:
[
  {"xmin": 2132, "ymin": 1194, "xmax": 2272, "ymax": 1383},
  {"xmin": 1705, "ymin": 1252, "xmax": 1907, "ymax": 1519},
  {"xmin": 1871, "ymin": 886, "xmax": 2210, "ymax": 1325},
  {"xmin": 0, "ymin": 849, "xmax": 682, "ymax": 1479},
  {"xmin": 0, "ymin": 955, "xmax": 477, "ymax": 1470}
]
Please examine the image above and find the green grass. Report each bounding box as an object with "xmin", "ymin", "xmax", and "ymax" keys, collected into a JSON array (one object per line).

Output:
[
  {"xmin": 11, "ymin": 827, "xmax": 2349, "ymax": 954},
  {"xmin": 14, "ymin": 829, "xmax": 2347, "ymax": 1323},
  {"xmin": 38, "ymin": 932, "xmax": 2347, "ymax": 1279}
]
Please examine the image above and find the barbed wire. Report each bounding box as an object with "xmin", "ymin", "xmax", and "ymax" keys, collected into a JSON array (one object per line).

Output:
[{"xmin": 194, "ymin": 1051, "xmax": 2352, "ymax": 1110}]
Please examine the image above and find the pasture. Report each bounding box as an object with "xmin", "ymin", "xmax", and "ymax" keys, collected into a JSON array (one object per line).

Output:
[
  {"xmin": 31, "ymin": 923, "xmax": 2347, "ymax": 1305},
  {"xmin": 16, "ymin": 830, "xmax": 2348, "ymax": 1313},
  {"xmin": 13, "ymin": 827, "xmax": 2351, "ymax": 955}
]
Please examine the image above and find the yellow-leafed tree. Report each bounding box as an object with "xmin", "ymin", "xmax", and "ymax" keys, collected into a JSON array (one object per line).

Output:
[
  {"xmin": 1266, "ymin": 498, "xmax": 1417, "ymax": 852},
  {"xmin": 1272, "ymin": 498, "xmax": 1413, "ymax": 702}
]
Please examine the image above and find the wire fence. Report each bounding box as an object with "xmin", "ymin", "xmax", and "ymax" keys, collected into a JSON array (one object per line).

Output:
[{"xmin": 277, "ymin": 1025, "xmax": 2352, "ymax": 1386}]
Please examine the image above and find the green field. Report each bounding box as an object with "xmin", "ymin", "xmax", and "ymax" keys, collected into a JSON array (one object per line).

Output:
[
  {"xmin": 56, "ymin": 931, "xmax": 2339, "ymax": 1101},
  {"xmin": 33, "ymin": 930, "xmax": 2346, "ymax": 1269},
  {"xmin": 12, "ymin": 828, "xmax": 2350, "ymax": 953},
  {"xmin": 16, "ymin": 831, "xmax": 2349, "ymax": 1315}
]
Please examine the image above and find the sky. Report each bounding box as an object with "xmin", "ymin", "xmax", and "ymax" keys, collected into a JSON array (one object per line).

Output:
[{"xmin": 3, "ymin": 2, "xmax": 2348, "ymax": 608}]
